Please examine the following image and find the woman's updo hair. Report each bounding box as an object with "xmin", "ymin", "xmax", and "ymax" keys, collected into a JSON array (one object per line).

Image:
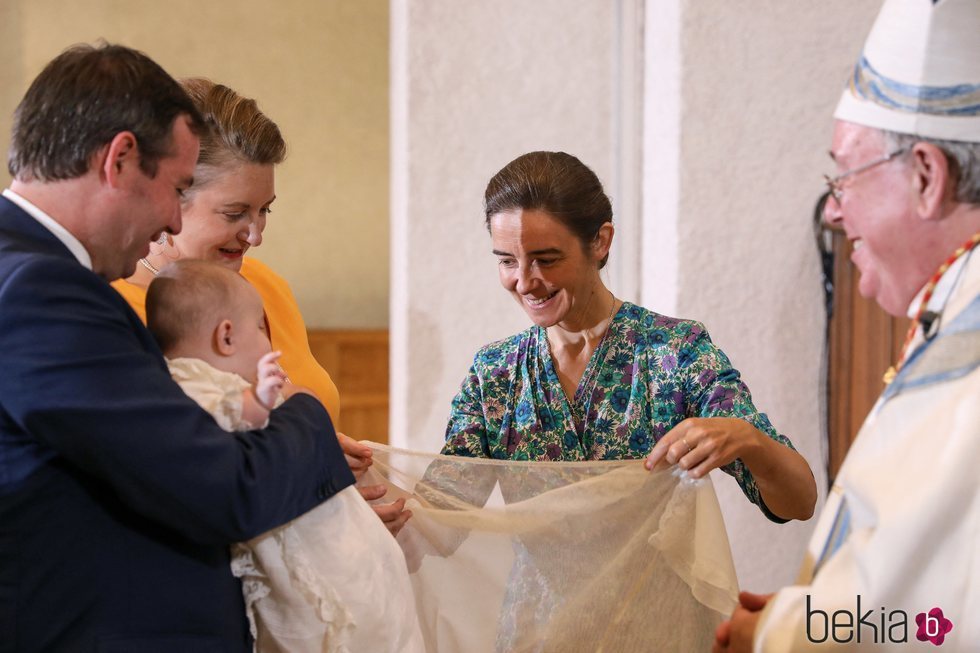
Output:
[
  {"xmin": 484, "ymin": 151, "xmax": 613, "ymax": 269},
  {"xmin": 179, "ymin": 78, "xmax": 286, "ymax": 194}
]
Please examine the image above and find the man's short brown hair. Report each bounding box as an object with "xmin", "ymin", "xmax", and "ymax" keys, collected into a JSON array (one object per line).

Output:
[{"xmin": 8, "ymin": 42, "xmax": 205, "ymax": 181}]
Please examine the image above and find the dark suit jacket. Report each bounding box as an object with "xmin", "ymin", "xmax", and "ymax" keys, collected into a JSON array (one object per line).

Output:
[{"xmin": 0, "ymin": 196, "xmax": 355, "ymax": 652}]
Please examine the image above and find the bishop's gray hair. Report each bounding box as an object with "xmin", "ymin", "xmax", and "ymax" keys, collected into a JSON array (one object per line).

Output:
[{"xmin": 882, "ymin": 130, "xmax": 980, "ymax": 205}]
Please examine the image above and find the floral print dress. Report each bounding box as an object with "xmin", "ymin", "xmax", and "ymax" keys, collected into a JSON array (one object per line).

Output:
[{"xmin": 442, "ymin": 301, "xmax": 796, "ymax": 522}]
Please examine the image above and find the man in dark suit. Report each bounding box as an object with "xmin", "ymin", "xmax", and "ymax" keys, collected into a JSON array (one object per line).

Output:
[{"xmin": 0, "ymin": 44, "xmax": 355, "ymax": 652}]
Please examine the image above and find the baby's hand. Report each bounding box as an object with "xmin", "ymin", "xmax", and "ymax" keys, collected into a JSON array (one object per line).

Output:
[{"xmin": 255, "ymin": 351, "xmax": 286, "ymax": 410}]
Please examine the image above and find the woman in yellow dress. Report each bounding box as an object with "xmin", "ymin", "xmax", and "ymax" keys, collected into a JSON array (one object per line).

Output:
[{"xmin": 113, "ymin": 78, "xmax": 410, "ymax": 533}]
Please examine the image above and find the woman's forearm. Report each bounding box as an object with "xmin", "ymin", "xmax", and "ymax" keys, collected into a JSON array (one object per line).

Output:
[{"xmin": 740, "ymin": 430, "xmax": 817, "ymax": 521}]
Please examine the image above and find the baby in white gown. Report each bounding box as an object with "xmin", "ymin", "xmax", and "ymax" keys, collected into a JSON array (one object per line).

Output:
[{"xmin": 146, "ymin": 260, "xmax": 424, "ymax": 653}]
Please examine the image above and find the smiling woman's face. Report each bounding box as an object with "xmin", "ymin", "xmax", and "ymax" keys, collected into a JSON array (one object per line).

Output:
[
  {"xmin": 172, "ymin": 162, "xmax": 276, "ymax": 272},
  {"xmin": 490, "ymin": 208, "xmax": 609, "ymax": 329}
]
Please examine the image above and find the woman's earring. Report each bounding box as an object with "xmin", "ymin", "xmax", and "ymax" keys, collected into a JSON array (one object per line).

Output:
[{"xmin": 149, "ymin": 232, "xmax": 180, "ymax": 261}]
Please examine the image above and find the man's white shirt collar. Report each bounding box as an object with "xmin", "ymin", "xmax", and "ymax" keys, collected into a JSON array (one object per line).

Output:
[{"xmin": 3, "ymin": 188, "xmax": 92, "ymax": 270}]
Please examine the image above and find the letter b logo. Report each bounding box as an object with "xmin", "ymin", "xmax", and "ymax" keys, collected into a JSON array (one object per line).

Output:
[{"xmin": 915, "ymin": 607, "xmax": 953, "ymax": 646}]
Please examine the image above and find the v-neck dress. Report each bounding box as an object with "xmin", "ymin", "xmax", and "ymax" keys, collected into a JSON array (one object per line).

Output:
[{"xmin": 441, "ymin": 301, "xmax": 795, "ymax": 521}]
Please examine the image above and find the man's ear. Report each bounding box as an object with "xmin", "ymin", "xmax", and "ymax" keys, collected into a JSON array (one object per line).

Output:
[
  {"xmin": 100, "ymin": 131, "xmax": 139, "ymax": 188},
  {"xmin": 214, "ymin": 319, "xmax": 235, "ymax": 356},
  {"xmin": 911, "ymin": 141, "xmax": 953, "ymax": 221}
]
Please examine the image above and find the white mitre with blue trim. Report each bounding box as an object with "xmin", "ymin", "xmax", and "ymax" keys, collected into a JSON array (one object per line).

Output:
[{"xmin": 834, "ymin": 0, "xmax": 980, "ymax": 142}]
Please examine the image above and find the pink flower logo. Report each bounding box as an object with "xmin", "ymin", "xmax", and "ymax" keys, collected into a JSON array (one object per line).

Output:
[{"xmin": 915, "ymin": 607, "xmax": 953, "ymax": 646}]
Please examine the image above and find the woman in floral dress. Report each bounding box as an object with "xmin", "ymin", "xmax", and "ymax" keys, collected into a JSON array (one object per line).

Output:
[
  {"xmin": 443, "ymin": 150, "xmax": 815, "ymax": 520},
  {"xmin": 435, "ymin": 151, "xmax": 817, "ymax": 649}
]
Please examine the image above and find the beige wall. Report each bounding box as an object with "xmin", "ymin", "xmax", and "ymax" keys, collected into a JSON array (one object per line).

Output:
[{"xmin": 0, "ymin": 0, "xmax": 389, "ymax": 328}]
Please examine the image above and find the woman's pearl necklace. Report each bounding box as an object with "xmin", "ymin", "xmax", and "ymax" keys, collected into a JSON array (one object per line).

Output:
[{"xmin": 138, "ymin": 258, "xmax": 159, "ymax": 275}]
